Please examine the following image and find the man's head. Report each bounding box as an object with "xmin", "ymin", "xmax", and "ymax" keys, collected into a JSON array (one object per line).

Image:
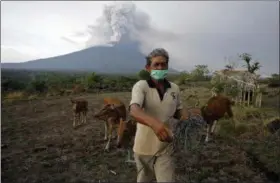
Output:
[{"xmin": 145, "ymin": 48, "xmax": 169, "ymax": 80}]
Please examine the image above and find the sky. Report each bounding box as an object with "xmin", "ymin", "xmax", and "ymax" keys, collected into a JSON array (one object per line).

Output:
[{"xmin": 1, "ymin": 1, "xmax": 279, "ymax": 76}]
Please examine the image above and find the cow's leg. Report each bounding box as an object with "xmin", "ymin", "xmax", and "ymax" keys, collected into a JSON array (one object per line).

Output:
[
  {"xmin": 80, "ymin": 113, "xmax": 83, "ymax": 125},
  {"xmin": 210, "ymin": 120, "xmax": 217, "ymax": 134},
  {"xmin": 81, "ymin": 111, "xmax": 85, "ymax": 124},
  {"xmin": 104, "ymin": 121, "xmax": 109, "ymax": 141},
  {"xmin": 205, "ymin": 124, "xmax": 212, "ymax": 143},
  {"xmin": 105, "ymin": 119, "xmax": 114, "ymax": 151},
  {"xmin": 84, "ymin": 111, "xmax": 87, "ymax": 124},
  {"xmin": 78, "ymin": 113, "xmax": 81, "ymax": 126},
  {"xmin": 80, "ymin": 112, "xmax": 83, "ymax": 124},
  {"xmin": 111, "ymin": 131, "xmax": 117, "ymax": 140},
  {"xmin": 116, "ymin": 118, "xmax": 124, "ymax": 140},
  {"xmin": 73, "ymin": 113, "xmax": 77, "ymax": 128},
  {"xmin": 81, "ymin": 112, "xmax": 84, "ymax": 124}
]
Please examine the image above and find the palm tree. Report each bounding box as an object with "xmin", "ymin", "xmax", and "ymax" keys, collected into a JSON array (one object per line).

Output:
[
  {"xmin": 239, "ymin": 53, "xmax": 261, "ymax": 74},
  {"xmin": 225, "ymin": 64, "xmax": 234, "ymax": 71},
  {"xmin": 138, "ymin": 69, "xmax": 150, "ymax": 80}
]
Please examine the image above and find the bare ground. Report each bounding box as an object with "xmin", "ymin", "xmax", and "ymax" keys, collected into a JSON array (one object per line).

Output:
[{"xmin": 1, "ymin": 92, "xmax": 280, "ymax": 183}]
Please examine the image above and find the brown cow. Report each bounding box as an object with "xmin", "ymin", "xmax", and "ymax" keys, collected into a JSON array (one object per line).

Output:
[
  {"xmin": 201, "ymin": 94, "xmax": 235, "ymax": 142},
  {"xmin": 70, "ymin": 98, "xmax": 88, "ymax": 128},
  {"xmin": 117, "ymin": 117, "xmax": 137, "ymax": 148},
  {"xmin": 117, "ymin": 117, "xmax": 137, "ymax": 163},
  {"xmin": 93, "ymin": 97, "xmax": 128, "ymax": 151}
]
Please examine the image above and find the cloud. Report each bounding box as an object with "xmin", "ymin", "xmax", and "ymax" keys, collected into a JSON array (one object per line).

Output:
[
  {"xmin": 1, "ymin": 1, "xmax": 278, "ymax": 74},
  {"xmin": 84, "ymin": 2, "xmax": 180, "ymax": 49},
  {"xmin": 81, "ymin": 1, "xmax": 278, "ymax": 74},
  {"xmin": 1, "ymin": 28, "xmax": 86, "ymax": 62},
  {"xmin": 61, "ymin": 36, "xmax": 79, "ymax": 45},
  {"xmin": 1, "ymin": 45, "xmax": 41, "ymax": 62}
]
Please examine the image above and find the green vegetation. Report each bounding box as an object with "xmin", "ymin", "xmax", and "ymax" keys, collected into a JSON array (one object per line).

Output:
[
  {"xmin": 2, "ymin": 66, "xmax": 278, "ymax": 103},
  {"xmin": 239, "ymin": 53, "xmax": 261, "ymax": 74}
]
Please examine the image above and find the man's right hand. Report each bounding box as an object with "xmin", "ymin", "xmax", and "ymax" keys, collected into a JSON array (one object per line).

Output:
[
  {"xmin": 129, "ymin": 104, "xmax": 173, "ymax": 142},
  {"xmin": 151, "ymin": 121, "xmax": 173, "ymax": 143}
]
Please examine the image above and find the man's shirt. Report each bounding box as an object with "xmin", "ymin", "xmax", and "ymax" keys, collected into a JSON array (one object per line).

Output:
[{"xmin": 129, "ymin": 78, "xmax": 183, "ymax": 155}]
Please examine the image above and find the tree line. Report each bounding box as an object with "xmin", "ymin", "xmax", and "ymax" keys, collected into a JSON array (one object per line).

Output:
[{"xmin": 2, "ymin": 53, "xmax": 279, "ymax": 97}]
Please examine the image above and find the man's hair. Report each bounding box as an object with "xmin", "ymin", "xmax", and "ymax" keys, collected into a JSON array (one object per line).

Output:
[{"xmin": 146, "ymin": 48, "xmax": 169, "ymax": 66}]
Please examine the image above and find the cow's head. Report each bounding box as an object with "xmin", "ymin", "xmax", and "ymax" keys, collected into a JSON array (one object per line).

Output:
[
  {"xmin": 70, "ymin": 98, "xmax": 78, "ymax": 111},
  {"xmin": 116, "ymin": 118, "xmax": 137, "ymax": 148},
  {"xmin": 200, "ymin": 105, "xmax": 211, "ymax": 117},
  {"xmin": 93, "ymin": 104, "xmax": 117, "ymax": 120}
]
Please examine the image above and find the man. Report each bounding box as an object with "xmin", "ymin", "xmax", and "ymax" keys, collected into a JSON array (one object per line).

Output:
[{"xmin": 129, "ymin": 48, "xmax": 189, "ymax": 182}]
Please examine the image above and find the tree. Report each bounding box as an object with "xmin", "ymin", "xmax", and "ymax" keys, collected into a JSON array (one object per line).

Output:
[
  {"xmin": 1, "ymin": 78, "xmax": 26, "ymax": 92},
  {"xmin": 138, "ymin": 69, "xmax": 150, "ymax": 80},
  {"xmin": 190, "ymin": 65, "xmax": 209, "ymax": 81},
  {"xmin": 224, "ymin": 56, "xmax": 239, "ymax": 71},
  {"xmin": 239, "ymin": 53, "xmax": 261, "ymax": 74},
  {"xmin": 268, "ymin": 73, "xmax": 280, "ymax": 88},
  {"xmin": 175, "ymin": 71, "xmax": 191, "ymax": 85},
  {"xmin": 85, "ymin": 72, "xmax": 103, "ymax": 89},
  {"xmin": 225, "ymin": 64, "xmax": 234, "ymax": 70},
  {"xmin": 27, "ymin": 79, "xmax": 47, "ymax": 93},
  {"xmin": 270, "ymin": 73, "xmax": 279, "ymax": 80}
]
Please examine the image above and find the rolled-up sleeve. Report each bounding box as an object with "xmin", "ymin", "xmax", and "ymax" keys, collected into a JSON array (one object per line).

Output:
[
  {"xmin": 129, "ymin": 81, "xmax": 145, "ymax": 109},
  {"xmin": 176, "ymin": 86, "xmax": 183, "ymax": 110}
]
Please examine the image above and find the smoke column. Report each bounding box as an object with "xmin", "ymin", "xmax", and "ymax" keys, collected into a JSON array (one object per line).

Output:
[{"xmin": 85, "ymin": 2, "xmax": 179, "ymax": 55}]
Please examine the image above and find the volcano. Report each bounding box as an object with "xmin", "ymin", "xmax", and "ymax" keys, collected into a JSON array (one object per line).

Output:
[{"xmin": 1, "ymin": 3, "xmax": 179, "ymax": 74}]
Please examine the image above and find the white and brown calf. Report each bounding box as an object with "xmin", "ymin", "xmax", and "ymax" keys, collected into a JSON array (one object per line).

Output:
[
  {"xmin": 70, "ymin": 98, "xmax": 88, "ymax": 128},
  {"xmin": 93, "ymin": 101, "xmax": 128, "ymax": 151}
]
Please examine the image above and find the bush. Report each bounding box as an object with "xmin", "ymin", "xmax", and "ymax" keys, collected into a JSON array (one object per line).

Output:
[
  {"xmin": 1, "ymin": 79, "xmax": 26, "ymax": 92},
  {"xmin": 268, "ymin": 80, "xmax": 280, "ymax": 88},
  {"xmin": 26, "ymin": 80, "xmax": 48, "ymax": 93},
  {"xmin": 138, "ymin": 70, "xmax": 150, "ymax": 80}
]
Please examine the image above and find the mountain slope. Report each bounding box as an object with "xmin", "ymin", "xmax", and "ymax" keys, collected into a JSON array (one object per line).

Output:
[
  {"xmin": 1, "ymin": 3, "xmax": 179, "ymax": 74},
  {"xmin": 1, "ymin": 41, "xmax": 178, "ymax": 74}
]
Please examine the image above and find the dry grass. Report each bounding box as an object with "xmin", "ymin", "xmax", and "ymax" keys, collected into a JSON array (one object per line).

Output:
[{"xmin": 4, "ymin": 91, "xmax": 26, "ymax": 101}]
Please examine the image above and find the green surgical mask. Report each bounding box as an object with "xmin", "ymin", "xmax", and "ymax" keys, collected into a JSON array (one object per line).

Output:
[{"xmin": 150, "ymin": 70, "xmax": 168, "ymax": 80}]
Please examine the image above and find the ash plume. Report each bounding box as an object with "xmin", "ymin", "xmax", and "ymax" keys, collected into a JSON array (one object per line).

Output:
[{"xmin": 85, "ymin": 2, "xmax": 179, "ymax": 54}]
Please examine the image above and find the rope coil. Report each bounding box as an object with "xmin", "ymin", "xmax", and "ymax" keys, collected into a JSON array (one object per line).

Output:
[{"xmin": 172, "ymin": 115, "xmax": 206, "ymax": 153}]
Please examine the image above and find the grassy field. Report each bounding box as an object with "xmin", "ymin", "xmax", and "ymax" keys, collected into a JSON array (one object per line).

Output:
[{"xmin": 1, "ymin": 88, "xmax": 280, "ymax": 183}]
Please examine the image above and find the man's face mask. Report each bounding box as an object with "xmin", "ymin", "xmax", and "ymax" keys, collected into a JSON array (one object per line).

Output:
[{"xmin": 150, "ymin": 69, "xmax": 168, "ymax": 80}]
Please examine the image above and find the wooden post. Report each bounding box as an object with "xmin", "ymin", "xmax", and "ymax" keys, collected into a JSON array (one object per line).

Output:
[
  {"xmin": 258, "ymin": 93, "xmax": 262, "ymax": 107},
  {"xmin": 247, "ymin": 89, "xmax": 250, "ymax": 107},
  {"xmin": 239, "ymin": 85, "xmax": 243, "ymax": 106},
  {"xmin": 243, "ymin": 86, "xmax": 246, "ymax": 106},
  {"xmin": 252, "ymin": 88, "xmax": 255, "ymax": 107},
  {"xmin": 239, "ymin": 89, "xmax": 242, "ymax": 106}
]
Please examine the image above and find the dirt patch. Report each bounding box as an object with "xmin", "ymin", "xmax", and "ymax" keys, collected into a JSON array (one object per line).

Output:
[{"xmin": 2, "ymin": 93, "xmax": 279, "ymax": 183}]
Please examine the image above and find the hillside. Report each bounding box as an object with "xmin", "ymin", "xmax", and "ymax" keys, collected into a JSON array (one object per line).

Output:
[
  {"xmin": 1, "ymin": 3, "xmax": 181, "ymax": 74},
  {"xmin": 1, "ymin": 38, "xmax": 179, "ymax": 74}
]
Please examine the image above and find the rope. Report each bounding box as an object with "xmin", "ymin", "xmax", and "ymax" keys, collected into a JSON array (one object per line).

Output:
[{"xmin": 136, "ymin": 143, "xmax": 171, "ymax": 176}]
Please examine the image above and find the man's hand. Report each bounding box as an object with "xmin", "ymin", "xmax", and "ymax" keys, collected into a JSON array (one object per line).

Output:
[
  {"xmin": 151, "ymin": 121, "xmax": 173, "ymax": 143},
  {"xmin": 130, "ymin": 104, "xmax": 173, "ymax": 142}
]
